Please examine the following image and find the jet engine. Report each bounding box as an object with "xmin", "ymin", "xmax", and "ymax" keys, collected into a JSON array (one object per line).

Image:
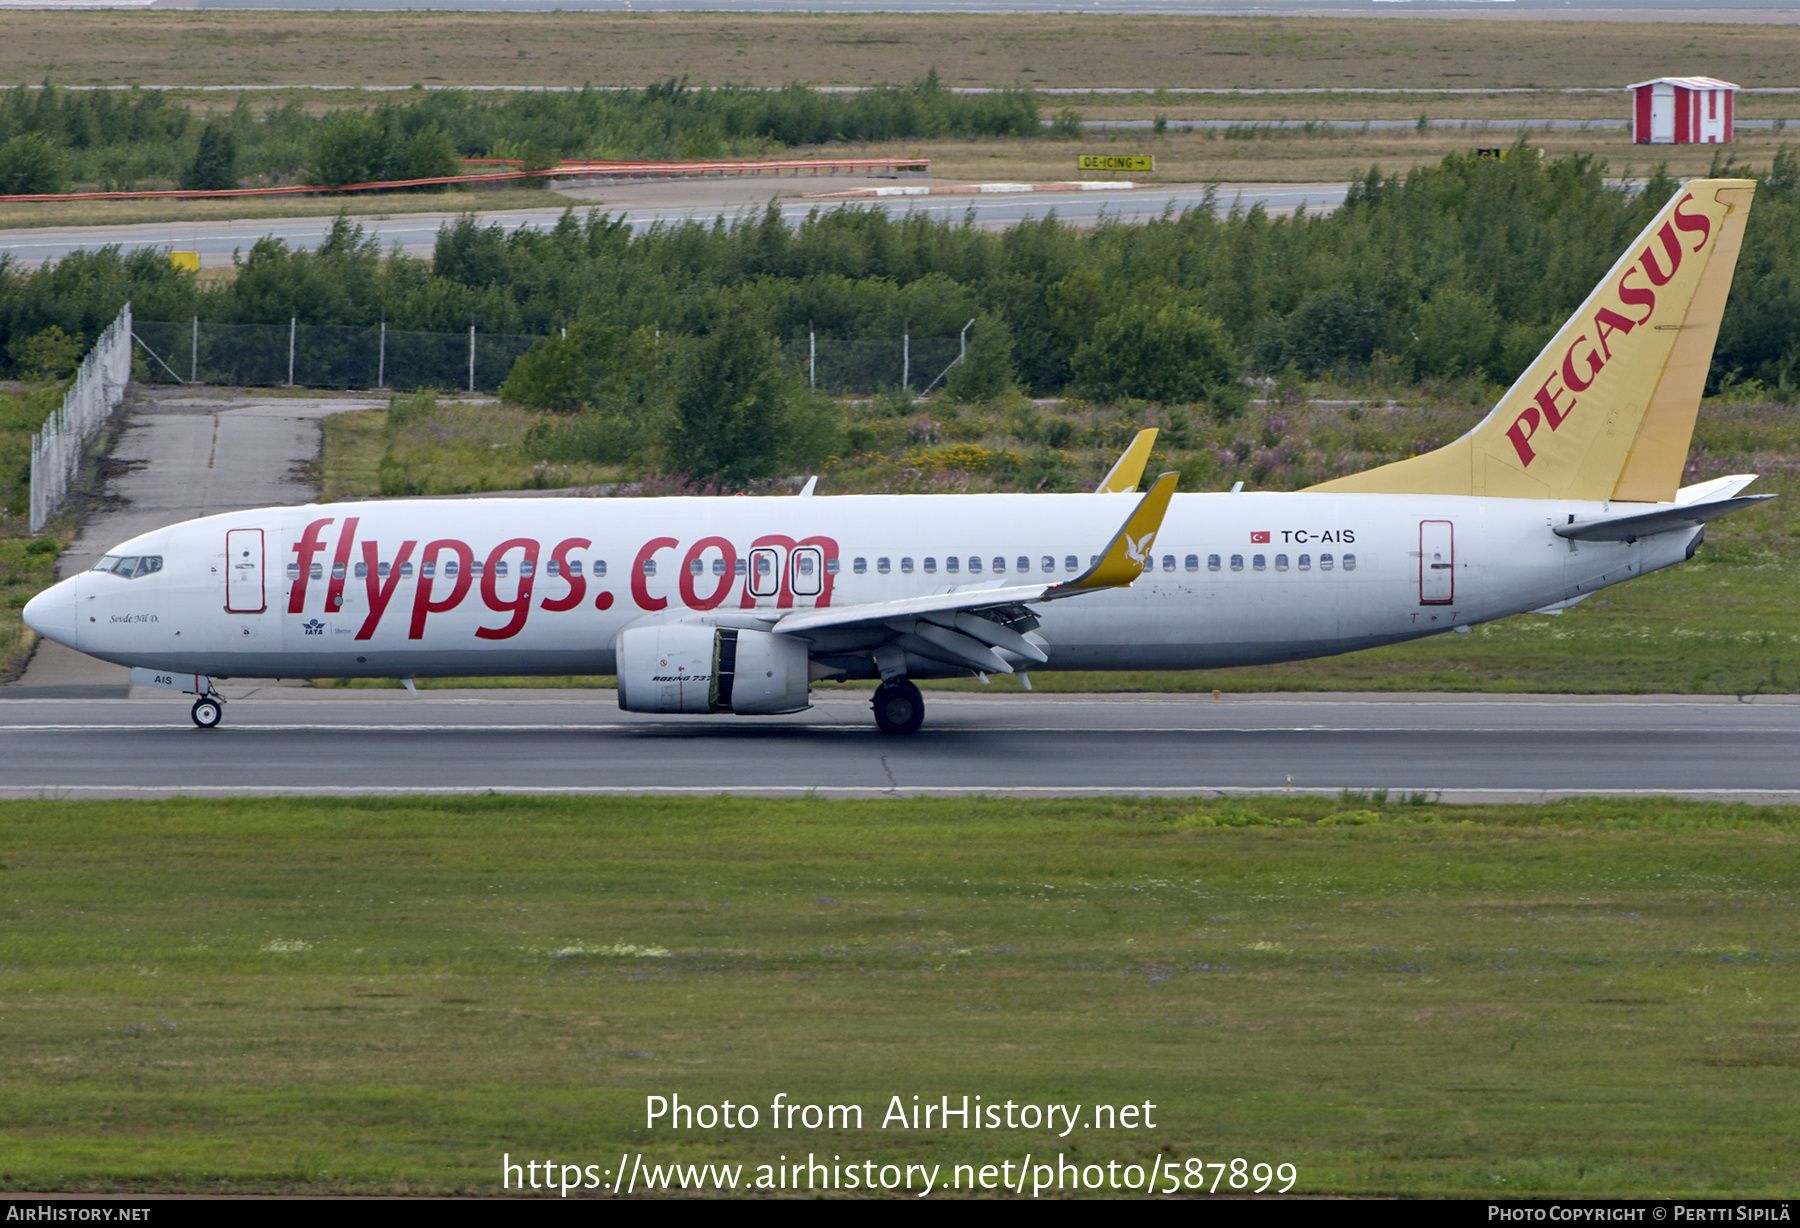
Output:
[{"xmin": 615, "ymin": 624, "xmax": 810, "ymax": 715}]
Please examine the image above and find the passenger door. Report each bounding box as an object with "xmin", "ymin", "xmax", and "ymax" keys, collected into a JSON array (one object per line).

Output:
[{"xmin": 225, "ymin": 528, "xmax": 266, "ymax": 613}]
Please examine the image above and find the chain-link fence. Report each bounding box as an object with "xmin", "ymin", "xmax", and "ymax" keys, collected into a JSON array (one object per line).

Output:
[
  {"xmin": 30, "ymin": 302, "xmax": 132, "ymax": 533},
  {"xmin": 131, "ymin": 319, "xmax": 970, "ymax": 398},
  {"xmin": 132, "ymin": 319, "xmax": 544, "ymax": 394}
]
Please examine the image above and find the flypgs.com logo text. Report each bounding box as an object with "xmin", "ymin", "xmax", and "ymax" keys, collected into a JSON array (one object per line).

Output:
[{"xmin": 1504, "ymin": 192, "xmax": 1713, "ymax": 468}]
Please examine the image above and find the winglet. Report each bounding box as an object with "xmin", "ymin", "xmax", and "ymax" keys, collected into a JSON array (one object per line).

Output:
[
  {"xmin": 1047, "ymin": 471, "xmax": 1179, "ymax": 597},
  {"xmin": 1095, "ymin": 428, "xmax": 1159, "ymax": 494}
]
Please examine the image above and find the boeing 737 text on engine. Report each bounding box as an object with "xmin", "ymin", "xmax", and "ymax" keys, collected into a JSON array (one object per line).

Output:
[{"xmin": 23, "ymin": 180, "xmax": 1774, "ymax": 733}]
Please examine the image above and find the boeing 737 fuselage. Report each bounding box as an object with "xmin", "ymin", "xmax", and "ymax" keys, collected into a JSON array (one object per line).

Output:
[{"xmin": 22, "ymin": 179, "xmax": 1773, "ymax": 733}]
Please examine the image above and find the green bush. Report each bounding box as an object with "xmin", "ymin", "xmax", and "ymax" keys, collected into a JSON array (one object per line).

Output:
[
  {"xmin": 180, "ymin": 124, "xmax": 237, "ymax": 192},
  {"xmin": 0, "ymin": 132, "xmax": 66, "ymax": 195}
]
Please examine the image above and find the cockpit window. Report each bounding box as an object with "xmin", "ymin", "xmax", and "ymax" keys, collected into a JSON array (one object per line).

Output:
[{"xmin": 92, "ymin": 555, "xmax": 162, "ymax": 578}]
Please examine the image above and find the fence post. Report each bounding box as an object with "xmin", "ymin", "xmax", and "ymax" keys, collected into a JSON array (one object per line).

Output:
[
  {"xmin": 809, "ymin": 326, "xmax": 816, "ymax": 388},
  {"xmin": 902, "ymin": 331, "xmax": 910, "ymax": 392},
  {"xmin": 468, "ymin": 324, "xmax": 476, "ymax": 393},
  {"xmin": 378, "ymin": 318, "xmax": 386, "ymax": 390},
  {"xmin": 288, "ymin": 316, "xmax": 296, "ymax": 388},
  {"xmin": 191, "ymin": 314, "xmax": 198, "ymax": 385}
]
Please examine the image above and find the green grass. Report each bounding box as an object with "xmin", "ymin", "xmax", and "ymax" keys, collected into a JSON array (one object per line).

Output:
[{"xmin": 0, "ymin": 795, "xmax": 1795, "ymax": 1196}]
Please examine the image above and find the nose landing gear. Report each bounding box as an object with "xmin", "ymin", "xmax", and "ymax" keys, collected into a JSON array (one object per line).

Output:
[
  {"xmin": 871, "ymin": 678, "xmax": 924, "ymax": 735},
  {"xmin": 190, "ymin": 695, "xmax": 224, "ymax": 729}
]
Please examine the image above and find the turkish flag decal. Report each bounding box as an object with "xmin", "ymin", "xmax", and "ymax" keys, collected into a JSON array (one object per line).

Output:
[{"xmin": 1250, "ymin": 531, "xmax": 1271, "ymax": 544}]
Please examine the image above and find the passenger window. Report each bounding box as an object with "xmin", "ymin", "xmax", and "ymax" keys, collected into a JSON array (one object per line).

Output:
[
  {"xmin": 471, "ymin": 561, "xmax": 485, "ymax": 578},
  {"xmin": 1230, "ymin": 554, "xmax": 1243, "ymax": 571},
  {"xmin": 595, "ymin": 560, "xmax": 607, "ymax": 577},
  {"xmin": 331, "ymin": 562, "xmax": 346, "ymax": 580},
  {"xmin": 1344, "ymin": 553, "xmax": 1357, "ymax": 571},
  {"xmin": 568, "ymin": 560, "xmax": 583, "ymax": 577},
  {"xmin": 1017, "ymin": 556, "xmax": 1030, "ymax": 573},
  {"xmin": 399, "ymin": 562, "xmax": 413, "ymax": 578},
  {"xmin": 901, "ymin": 557, "xmax": 914, "ymax": 574},
  {"xmin": 993, "ymin": 557, "xmax": 1006, "ymax": 573},
  {"xmin": 734, "ymin": 558, "xmax": 747, "ymax": 576},
  {"xmin": 713, "ymin": 558, "xmax": 728, "ymax": 576},
  {"xmin": 1064, "ymin": 556, "xmax": 1079, "ymax": 572},
  {"xmin": 443, "ymin": 560, "xmax": 458, "ymax": 578},
  {"xmin": 519, "ymin": 560, "xmax": 534, "ymax": 578},
  {"xmin": 640, "ymin": 559, "xmax": 654, "ymax": 577},
  {"xmin": 877, "ymin": 557, "xmax": 891, "ymax": 574},
  {"xmin": 547, "ymin": 559, "xmax": 560, "ymax": 576},
  {"xmin": 796, "ymin": 554, "xmax": 816, "ymax": 577},
  {"xmin": 1188, "ymin": 554, "xmax": 1202, "ymax": 572},
  {"xmin": 285, "ymin": 562, "xmax": 299, "ymax": 580},
  {"xmin": 494, "ymin": 561, "xmax": 508, "ymax": 578},
  {"xmin": 854, "ymin": 557, "xmax": 867, "ymax": 574},
  {"xmin": 1253, "ymin": 554, "xmax": 1266, "ymax": 571},
  {"xmin": 1042, "ymin": 556, "xmax": 1054, "ymax": 573},
  {"xmin": 826, "ymin": 557, "xmax": 840, "ymax": 575},
  {"xmin": 924, "ymin": 557, "xmax": 938, "ymax": 574},
  {"xmin": 310, "ymin": 562, "xmax": 323, "ymax": 580},
  {"xmin": 1275, "ymin": 554, "xmax": 1289, "ymax": 572},
  {"xmin": 968, "ymin": 557, "xmax": 981, "ymax": 573},
  {"xmin": 377, "ymin": 562, "xmax": 390, "ymax": 579},
  {"xmin": 1298, "ymin": 554, "xmax": 1311, "ymax": 570},
  {"xmin": 945, "ymin": 557, "xmax": 958, "ymax": 574},
  {"xmin": 1320, "ymin": 553, "xmax": 1334, "ymax": 571},
  {"xmin": 1162, "ymin": 554, "xmax": 1175, "ymax": 572},
  {"xmin": 422, "ymin": 561, "xmax": 436, "ymax": 578},
  {"xmin": 689, "ymin": 558, "xmax": 704, "ymax": 576}
]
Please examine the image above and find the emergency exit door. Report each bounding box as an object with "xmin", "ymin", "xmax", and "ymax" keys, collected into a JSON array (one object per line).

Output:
[
  {"xmin": 225, "ymin": 528, "xmax": 266, "ymax": 613},
  {"xmin": 1419, "ymin": 520, "xmax": 1454, "ymax": 605}
]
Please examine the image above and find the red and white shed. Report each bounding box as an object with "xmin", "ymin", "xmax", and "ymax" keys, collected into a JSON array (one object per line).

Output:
[{"xmin": 1630, "ymin": 77, "xmax": 1737, "ymax": 145}]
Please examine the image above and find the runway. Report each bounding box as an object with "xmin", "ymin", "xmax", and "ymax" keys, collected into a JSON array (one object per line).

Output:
[
  {"xmin": 0, "ymin": 182, "xmax": 1345, "ymax": 268},
  {"xmin": 2, "ymin": 690, "xmax": 1797, "ymax": 800}
]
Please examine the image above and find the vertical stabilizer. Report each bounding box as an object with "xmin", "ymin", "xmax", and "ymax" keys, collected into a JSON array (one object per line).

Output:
[{"xmin": 1307, "ymin": 179, "xmax": 1756, "ymax": 501}]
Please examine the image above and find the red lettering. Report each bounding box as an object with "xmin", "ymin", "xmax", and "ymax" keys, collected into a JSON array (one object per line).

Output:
[
  {"xmin": 741, "ymin": 535, "xmax": 798, "ymax": 609},
  {"xmin": 355, "ymin": 540, "xmax": 416, "ymax": 640},
  {"xmin": 1506, "ymin": 407, "xmax": 1542, "ymax": 467},
  {"xmin": 476, "ymin": 538, "xmax": 540, "ymax": 640},
  {"xmin": 797, "ymin": 535, "xmax": 841, "ymax": 608},
  {"xmin": 1592, "ymin": 306, "xmax": 1637, "ymax": 360},
  {"xmin": 631, "ymin": 537, "xmax": 678, "ymax": 612},
  {"xmin": 409, "ymin": 539, "xmax": 473, "ymax": 640},
  {"xmin": 325, "ymin": 517, "xmax": 360, "ymax": 613},
  {"xmin": 539, "ymin": 537, "xmax": 592, "ymax": 613},
  {"xmin": 1534, "ymin": 375, "xmax": 1575, "ymax": 430},
  {"xmin": 1672, "ymin": 191, "xmax": 1712, "ymax": 251},
  {"xmin": 1562, "ymin": 335, "xmax": 1603, "ymax": 393},
  {"xmin": 288, "ymin": 518, "xmax": 334, "ymax": 614},
  {"xmin": 1617, "ymin": 266, "xmax": 1657, "ymax": 325},
  {"xmin": 1639, "ymin": 222, "xmax": 1684, "ymax": 286},
  {"xmin": 679, "ymin": 536, "xmax": 738, "ymax": 611}
]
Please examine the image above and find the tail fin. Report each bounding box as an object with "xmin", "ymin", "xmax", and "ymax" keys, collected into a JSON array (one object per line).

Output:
[{"xmin": 1308, "ymin": 178, "xmax": 1756, "ymax": 502}]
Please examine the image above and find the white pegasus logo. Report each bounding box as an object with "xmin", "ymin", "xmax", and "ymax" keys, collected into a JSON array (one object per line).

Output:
[{"xmin": 1124, "ymin": 531, "xmax": 1156, "ymax": 569}]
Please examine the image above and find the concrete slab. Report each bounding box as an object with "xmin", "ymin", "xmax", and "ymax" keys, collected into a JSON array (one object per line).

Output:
[{"xmin": 16, "ymin": 387, "xmax": 381, "ymax": 689}]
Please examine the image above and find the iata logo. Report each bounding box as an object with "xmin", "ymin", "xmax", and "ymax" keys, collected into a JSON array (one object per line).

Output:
[
  {"xmin": 302, "ymin": 619, "xmax": 325, "ymax": 636},
  {"xmin": 1250, "ymin": 531, "xmax": 1271, "ymax": 544}
]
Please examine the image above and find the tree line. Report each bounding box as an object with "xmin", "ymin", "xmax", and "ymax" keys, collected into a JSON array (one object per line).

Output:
[
  {"xmin": 0, "ymin": 75, "xmax": 1038, "ymax": 194},
  {"xmin": 3, "ymin": 146, "xmax": 1797, "ymax": 477}
]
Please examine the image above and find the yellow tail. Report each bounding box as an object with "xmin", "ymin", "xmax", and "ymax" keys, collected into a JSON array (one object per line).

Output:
[{"xmin": 1307, "ymin": 178, "xmax": 1756, "ymax": 502}]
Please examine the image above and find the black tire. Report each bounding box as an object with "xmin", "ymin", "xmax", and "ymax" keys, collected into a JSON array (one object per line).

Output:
[
  {"xmin": 871, "ymin": 679, "xmax": 924, "ymax": 735},
  {"xmin": 191, "ymin": 697, "xmax": 223, "ymax": 729}
]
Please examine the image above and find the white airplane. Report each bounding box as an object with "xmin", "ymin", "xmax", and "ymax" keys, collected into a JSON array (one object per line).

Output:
[{"xmin": 23, "ymin": 177, "xmax": 1772, "ymax": 734}]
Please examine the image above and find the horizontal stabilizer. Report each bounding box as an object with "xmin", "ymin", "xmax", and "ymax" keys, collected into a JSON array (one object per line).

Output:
[{"xmin": 1553, "ymin": 494, "xmax": 1773, "ymax": 542}]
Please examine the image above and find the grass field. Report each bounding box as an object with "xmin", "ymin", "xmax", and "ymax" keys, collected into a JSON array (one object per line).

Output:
[
  {"xmin": 10, "ymin": 13, "xmax": 1800, "ymax": 92},
  {"xmin": 0, "ymin": 794, "xmax": 1793, "ymax": 1196}
]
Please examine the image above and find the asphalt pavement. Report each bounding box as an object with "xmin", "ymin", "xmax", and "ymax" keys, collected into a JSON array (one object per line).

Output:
[{"xmin": 1, "ymin": 690, "xmax": 1796, "ymax": 800}]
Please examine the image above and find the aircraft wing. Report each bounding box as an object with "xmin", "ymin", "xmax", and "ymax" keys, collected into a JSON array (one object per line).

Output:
[
  {"xmin": 771, "ymin": 473, "xmax": 1179, "ymax": 675},
  {"xmin": 1554, "ymin": 494, "xmax": 1773, "ymax": 542}
]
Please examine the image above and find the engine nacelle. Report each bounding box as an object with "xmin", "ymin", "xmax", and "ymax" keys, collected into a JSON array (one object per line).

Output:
[{"xmin": 615, "ymin": 625, "xmax": 810, "ymax": 715}]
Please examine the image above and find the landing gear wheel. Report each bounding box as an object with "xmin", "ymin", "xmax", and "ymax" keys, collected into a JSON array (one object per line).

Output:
[
  {"xmin": 871, "ymin": 679, "xmax": 924, "ymax": 735},
  {"xmin": 190, "ymin": 697, "xmax": 223, "ymax": 729}
]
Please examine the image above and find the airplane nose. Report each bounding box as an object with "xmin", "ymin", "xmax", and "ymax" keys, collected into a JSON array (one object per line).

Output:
[{"xmin": 22, "ymin": 577, "xmax": 80, "ymax": 650}]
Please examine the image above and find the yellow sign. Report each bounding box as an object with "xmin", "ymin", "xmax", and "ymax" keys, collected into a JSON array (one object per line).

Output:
[
  {"xmin": 170, "ymin": 251, "xmax": 201, "ymax": 273},
  {"xmin": 1078, "ymin": 154, "xmax": 1154, "ymax": 173}
]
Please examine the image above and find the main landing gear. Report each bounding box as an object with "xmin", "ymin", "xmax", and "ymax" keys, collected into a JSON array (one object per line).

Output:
[
  {"xmin": 871, "ymin": 678, "xmax": 924, "ymax": 735},
  {"xmin": 190, "ymin": 694, "xmax": 224, "ymax": 729}
]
